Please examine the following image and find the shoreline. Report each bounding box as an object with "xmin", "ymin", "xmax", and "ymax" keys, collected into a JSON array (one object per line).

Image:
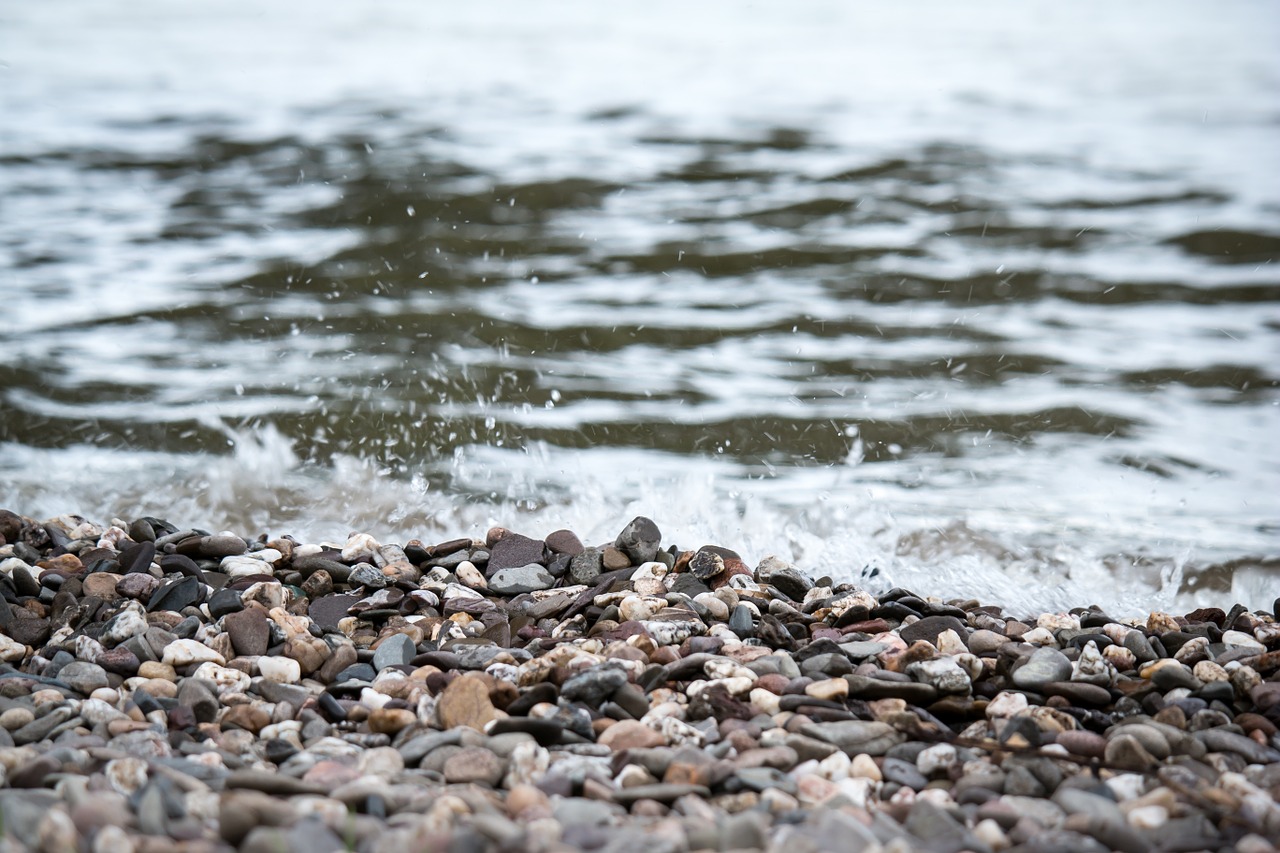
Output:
[{"xmin": 1, "ymin": 510, "xmax": 1277, "ymax": 852}]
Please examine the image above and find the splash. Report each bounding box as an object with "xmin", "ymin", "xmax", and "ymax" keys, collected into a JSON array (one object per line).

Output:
[{"xmin": 0, "ymin": 423, "xmax": 1227, "ymax": 617}]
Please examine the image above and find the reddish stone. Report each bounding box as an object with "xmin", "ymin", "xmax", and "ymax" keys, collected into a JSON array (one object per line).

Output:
[{"xmin": 841, "ymin": 619, "xmax": 893, "ymax": 635}]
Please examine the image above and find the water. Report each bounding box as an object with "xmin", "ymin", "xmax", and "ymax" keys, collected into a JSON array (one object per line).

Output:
[{"xmin": 2, "ymin": 0, "xmax": 1278, "ymax": 616}]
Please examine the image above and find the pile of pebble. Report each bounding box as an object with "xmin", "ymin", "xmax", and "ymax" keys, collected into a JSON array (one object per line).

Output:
[{"xmin": 0, "ymin": 509, "xmax": 1277, "ymax": 853}]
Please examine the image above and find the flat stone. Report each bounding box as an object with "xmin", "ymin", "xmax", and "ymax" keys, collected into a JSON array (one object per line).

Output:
[
  {"xmin": 147, "ymin": 576, "xmax": 203, "ymax": 613},
  {"xmin": 611, "ymin": 783, "xmax": 710, "ymax": 805},
  {"xmin": 160, "ymin": 638, "xmax": 225, "ymax": 667},
  {"xmin": 443, "ymin": 747, "xmax": 506, "ymax": 786},
  {"xmin": 569, "ymin": 548, "xmax": 604, "ymax": 585},
  {"xmin": 561, "ymin": 665, "xmax": 629, "ymax": 706},
  {"xmin": 899, "ymin": 615, "xmax": 967, "ymax": 646},
  {"xmin": 845, "ymin": 674, "xmax": 939, "ymax": 704},
  {"xmin": 1104, "ymin": 734, "xmax": 1159, "ymax": 772},
  {"xmin": 488, "ymin": 564, "xmax": 555, "ymax": 595},
  {"xmin": 223, "ymin": 608, "xmax": 269, "ymax": 658},
  {"xmin": 179, "ymin": 533, "xmax": 247, "ymax": 560},
  {"xmin": 800, "ymin": 720, "xmax": 905, "ymax": 756},
  {"xmin": 206, "ymin": 588, "xmax": 243, "ymax": 618},
  {"xmin": 224, "ymin": 769, "xmax": 328, "ymax": 796},
  {"xmin": 307, "ymin": 594, "xmax": 360, "ymax": 632},
  {"xmin": 1196, "ymin": 728, "xmax": 1280, "ymax": 764},
  {"xmin": 486, "ymin": 533, "xmax": 546, "ymax": 575},
  {"xmin": 1012, "ymin": 647, "xmax": 1073, "ymax": 690},
  {"xmin": 690, "ymin": 549, "xmax": 726, "ymax": 581},
  {"xmin": 95, "ymin": 646, "xmax": 140, "ymax": 676},
  {"xmin": 545, "ymin": 529, "xmax": 585, "ymax": 556},
  {"xmin": 57, "ymin": 661, "xmax": 109, "ymax": 694},
  {"xmin": 371, "ymin": 633, "xmax": 417, "ymax": 671},
  {"xmin": 437, "ymin": 674, "xmax": 502, "ymax": 731},
  {"xmin": 487, "ymin": 717, "xmax": 564, "ymax": 745},
  {"xmin": 118, "ymin": 541, "xmax": 157, "ymax": 574},
  {"xmin": 599, "ymin": 720, "xmax": 666, "ymax": 751},
  {"xmin": 257, "ymin": 656, "xmax": 301, "ymax": 684},
  {"xmin": 1042, "ymin": 681, "xmax": 1112, "ymax": 705}
]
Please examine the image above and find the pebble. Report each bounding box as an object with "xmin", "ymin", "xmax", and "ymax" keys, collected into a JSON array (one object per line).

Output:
[{"xmin": 0, "ymin": 509, "xmax": 1275, "ymax": 853}]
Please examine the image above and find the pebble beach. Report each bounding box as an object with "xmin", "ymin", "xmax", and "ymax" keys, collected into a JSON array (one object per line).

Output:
[{"xmin": 0, "ymin": 509, "xmax": 1277, "ymax": 853}]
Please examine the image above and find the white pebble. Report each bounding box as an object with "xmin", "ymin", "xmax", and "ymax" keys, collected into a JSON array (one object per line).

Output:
[
  {"xmin": 1020, "ymin": 627, "xmax": 1058, "ymax": 647},
  {"xmin": 986, "ymin": 691, "xmax": 1029, "ymax": 718},
  {"xmin": 749, "ymin": 688, "xmax": 781, "ymax": 715},
  {"xmin": 917, "ymin": 743, "xmax": 957, "ymax": 776},
  {"xmin": 0, "ymin": 634, "xmax": 26, "ymax": 662},
  {"xmin": 161, "ymin": 639, "xmax": 226, "ymax": 667},
  {"xmin": 190, "ymin": 662, "xmax": 251, "ymax": 694},
  {"xmin": 342, "ymin": 532, "xmax": 382, "ymax": 563},
  {"xmin": 818, "ymin": 750, "xmax": 852, "ymax": 781},
  {"xmin": 1127, "ymin": 805, "xmax": 1168, "ymax": 830},
  {"xmin": 973, "ymin": 819, "xmax": 1010, "ymax": 850},
  {"xmin": 257, "ymin": 656, "xmax": 301, "ymax": 683},
  {"xmin": 221, "ymin": 555, "xmax": 274, "ymax": 580},
  {"xmin": 1222, "ymin": 630, "xmax": 1265, "ymax": 651},
  {"xmin": 1105, "ymin": 773, "xmax": 1148, "ymax": 802},
  {"xmin": 850, "ymin": 753, "xmax": 882, "ymax": 781}
]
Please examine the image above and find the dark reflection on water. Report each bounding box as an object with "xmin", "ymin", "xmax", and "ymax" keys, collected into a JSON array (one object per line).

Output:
[
  {"xmin": 5, "ymin": 132, "xmax": 1275, "ymax": 471},
  {"xmin": 1, "ymin": 0, "xmax": 1278, "ymax": 610}
]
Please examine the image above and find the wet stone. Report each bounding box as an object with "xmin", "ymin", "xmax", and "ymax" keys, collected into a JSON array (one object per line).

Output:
[
  {"xmin": 1013, "ymin": 647, "xmax": 1074, "ymax": 690},
  {"xmin": 223, "ymin": 607, "xmax": 269, "ymax": 657},
  {"xmin": 371, "ymin": 633, "xmax": 417, "ymax": 671},
  {"xmin": 899, "ymin": 614, "xmax": 967, "ymax": 646},
  {"xmin": 545, "ymin": 528, "xmax": 585, "ymax": 556},
  {"xmin": 689, "ymin": 549, "xmax": 725, "ymax": 581},
  {"xmin": 308, "ymin": 593, "xmax": 360, "ymax": 632},
  {"xmin": 57, "ymin": 661, "xmax": 109, "ymax": 694},
  {"xmin": 486, "ymin": 533, "xmax": 546, "ymax": 575},
  {"xmin": 147, "ymin": 576, "xmax": 203, "ymax": 612},
  {"xmin": 561, "ymin": 665, "xmax": 629, "ymax": 706},
  {"xmin": 488, "ymin": 564, "xmax": 555, "ymax": 594},
  {"xmin": 615, "ymin": 516, "xmax": 662, "ymax": 565},
  {"xmin": 207, "ymin": 588, "xmax": 243, "ymax": 618}
]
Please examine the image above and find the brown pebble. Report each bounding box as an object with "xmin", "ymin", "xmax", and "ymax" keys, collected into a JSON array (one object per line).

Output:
[
  {"xmin": 436, "ymin": 673, "xmax": 503, "ymax": 731},
  {"xmin": 603, "ymin": 545, "xmax": 631, "ymax": 570},
  {"xmin": 368, "ymin": 707, "xmax": 416, "ymax": 735},
  {"xmin": 599, "ymin": 720, "xmax": 667, "ymax": 751},
  {"xmin": 221, "ymin": 704, "xmax": 270, "ymax": 734},
  {"xmin": 505, "ymin": 784, "xmax": 550, "ymax": 820}
]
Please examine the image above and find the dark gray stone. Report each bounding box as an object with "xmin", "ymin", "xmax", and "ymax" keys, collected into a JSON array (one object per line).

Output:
[
  {"xmin": 899, "ymin": 614, "xmax": 967, "ymax": 646},
  {"xmin": 799, "ymin": 720, "xmax": 905, "ymax": 756},
  {"xmin": 614, "ymin": 517, "xmax": 661, "ymax": 565},
  {"xmin": 208, "ymin": 588, "xmax": 243, "ymax": 618},
  {"xmin": 486, "ymin": 533, "xmax": 546, "ymax": 575},
  {"xmin": 1123, "ymin": 630, "xmax": 1157, "ymax": 664},
  {"xmin": 118, "ymin": 541, "xmax": 157, "ymax": 574},
  {"xmin": 148, "ymin": 576, "xmax": 203, "ymax": 613},
  {"xmin": 307, "ymin": 594, "xmax": 360, "ymax": 632},
  {"xmin": 569, "ymin": 548, "xmax": 603, "ymax": 585},
  {"xmin": 371, "ymin": 633, "xmax": 417, "ymax": 671},
  {"xmin": 560, "ymin": 665, "xmax": 629, "ymax": 706},
  {"xmin": 56, "ymin": 661, "xmax": 109, "ymax": 695},
  {"xmin": 1012, "ymin": 647, "xmax": 1073, "ymax": 690}
]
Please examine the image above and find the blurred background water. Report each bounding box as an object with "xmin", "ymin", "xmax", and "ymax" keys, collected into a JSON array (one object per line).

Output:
[{"xmin": 2, "ymin": 0, "xmax": 1278, "ymax": 615}]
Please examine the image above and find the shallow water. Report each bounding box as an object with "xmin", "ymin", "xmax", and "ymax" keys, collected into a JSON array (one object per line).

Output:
[{"xmin": 2, "ymin": 0, "xmax": 1278, "ymax": 615}]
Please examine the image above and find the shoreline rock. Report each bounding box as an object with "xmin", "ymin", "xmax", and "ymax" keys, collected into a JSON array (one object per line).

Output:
[{"xmin": 0, "ymin": 509, "xmax": 1277, "ymax": 852}]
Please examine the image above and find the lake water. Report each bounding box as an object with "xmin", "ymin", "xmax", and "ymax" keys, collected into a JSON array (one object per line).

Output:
[{"xmin": 2, "ymin": 0, "xmax": 1278, "ymax": 615}]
